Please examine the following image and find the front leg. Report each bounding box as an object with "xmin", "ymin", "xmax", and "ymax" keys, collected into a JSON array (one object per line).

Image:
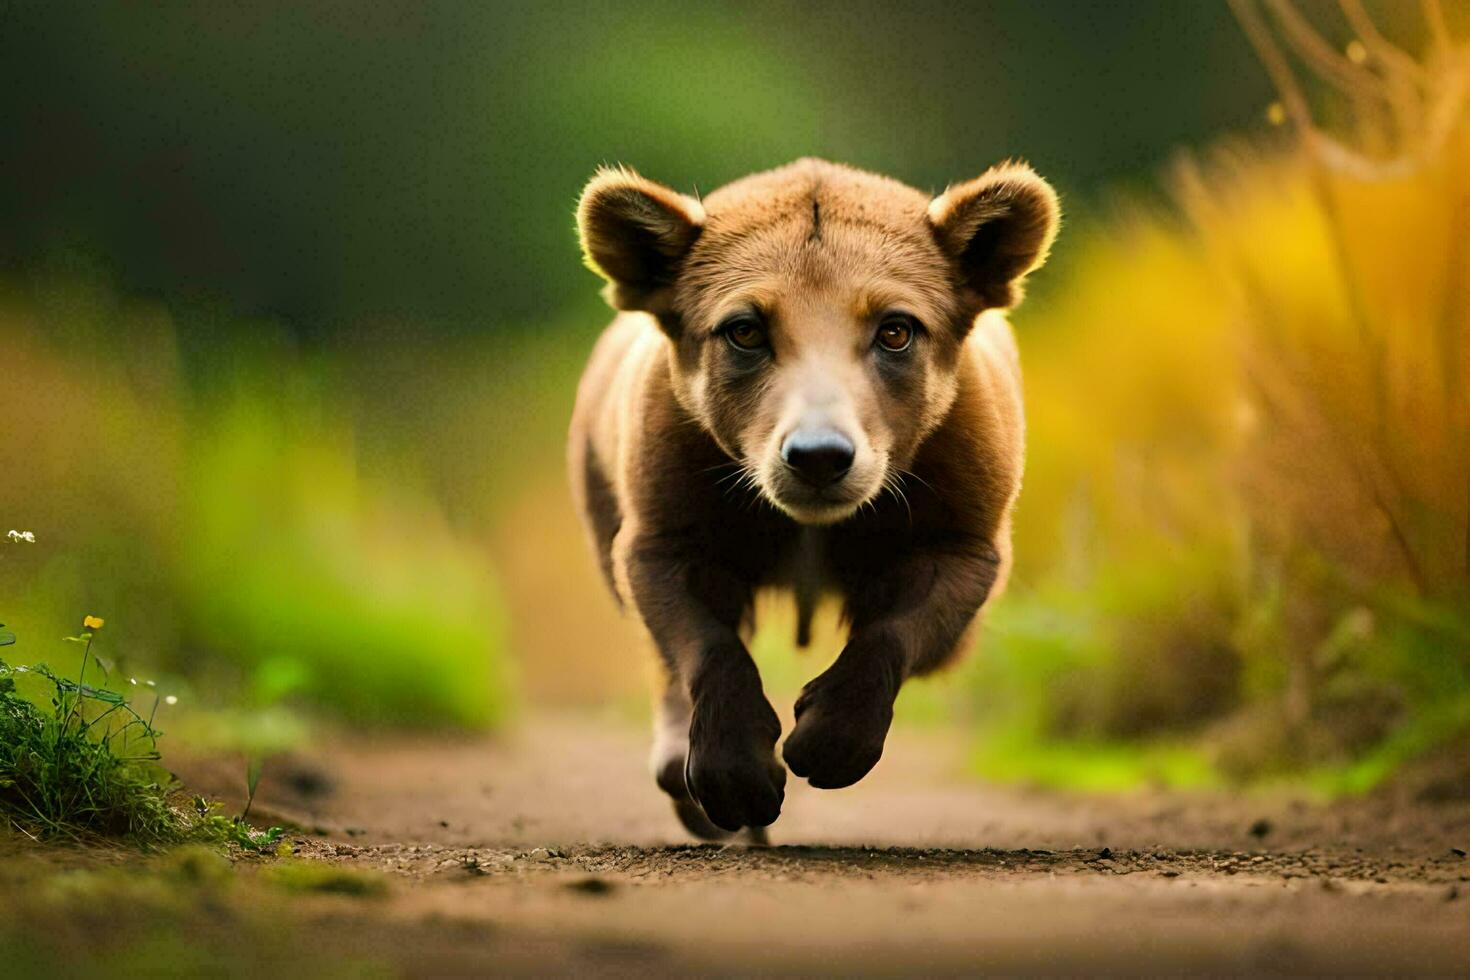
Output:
[
  {"xmin": 684, "ymin": 644, "xmax": 785, "ymax": 831},
  {"xmin": 626, "ymin": 541, "xmax": 786, "ymax": 832},
  {"xmin": 783, "ymin": 540, "xmax": 1002, "ymax": 788}
]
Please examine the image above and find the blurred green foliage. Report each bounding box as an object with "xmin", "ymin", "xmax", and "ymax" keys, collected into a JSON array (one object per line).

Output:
[
  {"xmin": 178, "ymin": 378, "xmax": 511, "ymax": 727},
  {"xmin": 0, "ymin": 284, "xmax": 515, "ymax": 729}
]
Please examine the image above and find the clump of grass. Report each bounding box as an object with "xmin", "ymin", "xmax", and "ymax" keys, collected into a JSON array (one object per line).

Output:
[
  {"xmin": 188, "ymin": 795, "xmax": 288, "ymax": 853},
  {"xmin": 0, "ymin": 617, "xmax": 178, "ymax": 841},
  {"xmin": 158, "ymin": 844, "xmax": 237, "ymax": 887},
  {"xmin": 263, "ymin": 860, "xmax": 389, "ymax": 897},
  {"xmin": 0, "ymin": 615, "xmax": 282, "ymax": 848},
  {"xmin": 0, "ymin": 851, "xmax": 388, "ymax": 977}
]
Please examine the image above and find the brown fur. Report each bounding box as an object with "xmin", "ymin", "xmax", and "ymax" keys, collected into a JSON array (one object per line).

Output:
[{"xmin": 568, "ymin": 158, "xmax": 1059, "ymax": 836}]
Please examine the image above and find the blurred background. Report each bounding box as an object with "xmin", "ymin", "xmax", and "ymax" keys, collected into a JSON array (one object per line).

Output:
[{"xmin": 2, "ymin": 0, "xmax": 1467, "ymax": 792}]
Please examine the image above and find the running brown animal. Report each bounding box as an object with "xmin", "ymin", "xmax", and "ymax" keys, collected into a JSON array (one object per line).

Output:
[{"xmin": 568, "ymin": 158, "xmax": 1059, "ymax": 838}]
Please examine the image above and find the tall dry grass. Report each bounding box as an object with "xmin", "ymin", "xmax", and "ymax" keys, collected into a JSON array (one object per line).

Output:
[
  {"xmin": 978, "ymin": 1, "xmax": 1470, "ymax": 788},
  {"xmin": 1202, "ymin": 0, "xmax": 1470, "ymax": 602},
  {"xmin": 1198, "ymin": 0, "xmax": 1470, "ymax": 775}
]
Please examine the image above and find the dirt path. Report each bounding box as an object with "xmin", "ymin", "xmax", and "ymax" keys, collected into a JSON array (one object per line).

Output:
[{"xmin": 159, "ymin": 713, "xmax": 1470, "ymax": 976}]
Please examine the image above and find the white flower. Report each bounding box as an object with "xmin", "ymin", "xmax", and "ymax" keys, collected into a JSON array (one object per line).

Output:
[
  {"xmin": 6, "ymin": 530, "xmax": 35, "ymax": 544},
  {"xmin": 164, "ymin": 695, "xmax": 178, "ymax": 706}
]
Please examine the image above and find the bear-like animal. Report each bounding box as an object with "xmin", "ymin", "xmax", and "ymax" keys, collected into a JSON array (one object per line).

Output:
[{"xmin": 568, "ymin": 158, "xmax": 1059, "ymax": 837}]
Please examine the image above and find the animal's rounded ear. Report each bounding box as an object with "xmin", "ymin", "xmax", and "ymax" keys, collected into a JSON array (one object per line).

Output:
[
  {"xmin": 577, "ymin": 166, "xmax": 705, "ymax": 313},
  {"xmin": 927, "ymin": 162, "xmax": 1060, "ymax": 311}
]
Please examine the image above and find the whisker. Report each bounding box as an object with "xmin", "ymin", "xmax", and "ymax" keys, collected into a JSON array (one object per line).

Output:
[
  {"xmin": 714, "ymin": 468, "xmax": 747, "ymax": 489},
  {"xmin": 897, "ymin": 468, "xmax": 937, "ymax": 497},
  {"xmin": 884, "ymin": 473, "xmax": 913, "ymax": 526}
]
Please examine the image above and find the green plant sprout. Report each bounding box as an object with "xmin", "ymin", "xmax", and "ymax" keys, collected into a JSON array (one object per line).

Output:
[{"xmin": 243, "ymin": 755, "xmax": 265, "ymax": 821}]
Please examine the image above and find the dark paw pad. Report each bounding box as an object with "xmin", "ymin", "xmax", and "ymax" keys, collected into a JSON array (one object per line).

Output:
[
  {"xmin": 685, "ymin": 680, "xmax": 786, "ymax": 832},
  {"xmin": 783, "ymin": 662, "xmax": 896, "ymax": 789},
  {"xmin": 684, "ymin": 740, "xmax": 786, "ymax": 833}
]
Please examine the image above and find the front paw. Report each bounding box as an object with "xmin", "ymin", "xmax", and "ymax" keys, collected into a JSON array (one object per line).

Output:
[
  {"xmin": 783, "ymin": 654, "xmax": 898, "ymax": 789},
  {"xmin": 685, "ymin": 666, "xmax": 786, "ymax": 832}
]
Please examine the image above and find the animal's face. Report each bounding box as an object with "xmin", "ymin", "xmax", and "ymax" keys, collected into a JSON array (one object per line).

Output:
[{"xmin": 578, "ymin": 159, "xmax": 1058, "ymax": 525}]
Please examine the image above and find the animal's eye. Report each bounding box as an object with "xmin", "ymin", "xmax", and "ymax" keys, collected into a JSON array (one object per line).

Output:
[
  {"xmin": 876, "ymin": 315, "xmax": 916, "ymax": 352},
  {"xmin": 722, "ymin": 315, "xmax": 768, "ymax": 352}
]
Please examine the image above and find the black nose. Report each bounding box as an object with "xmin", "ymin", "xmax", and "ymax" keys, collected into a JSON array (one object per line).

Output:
[{"xmin": 781, "ymin": 429, "xmax": 855, "ymax": 487}]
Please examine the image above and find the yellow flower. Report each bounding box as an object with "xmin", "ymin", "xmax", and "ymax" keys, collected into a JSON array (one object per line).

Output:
[{"xmin": 82, "ymin": 615, "xmax": 105, "ymax": 630}]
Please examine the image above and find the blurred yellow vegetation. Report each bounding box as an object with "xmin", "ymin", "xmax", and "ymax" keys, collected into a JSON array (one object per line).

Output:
[{"xmin": 981, "ymin": 2, "xmax": 1470, "ymax": 789}]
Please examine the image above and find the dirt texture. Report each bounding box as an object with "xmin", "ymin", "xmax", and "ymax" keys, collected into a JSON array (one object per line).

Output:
[{"xmin": 139, "ymin": 713, "xmax": 1470, "ymax": 976}]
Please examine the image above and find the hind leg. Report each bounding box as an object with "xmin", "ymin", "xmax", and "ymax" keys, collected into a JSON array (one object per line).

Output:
[{"xmin": 650, "ymin": 673, "xmax": 733, "ymax": 841}]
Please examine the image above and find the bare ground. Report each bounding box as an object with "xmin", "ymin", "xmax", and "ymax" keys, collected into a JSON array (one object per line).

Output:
[{"xmin": 117, "ymin": 712, "xmax": 1470, "ymax": 976}]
